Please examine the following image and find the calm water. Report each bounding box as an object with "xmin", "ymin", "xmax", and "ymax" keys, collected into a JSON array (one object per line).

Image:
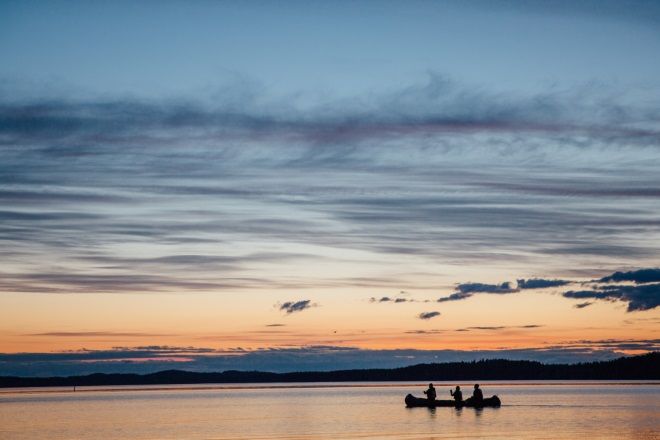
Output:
[{"xmin": 1, "ymin": 381, "xmax": 658, "ymax": 439}]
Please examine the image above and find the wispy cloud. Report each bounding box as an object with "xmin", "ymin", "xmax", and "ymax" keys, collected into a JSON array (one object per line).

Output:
[
  {"xmin": 1, "ymin": 76, "xmax": 660, "ymax": 301},
  {"xmin": 1, "ymin": 339, "xmax": 657, "ymax": 376},
  {"xmin": 3, "ymin": 74, "xmax": 659, "ymax": 150},
  {"xmin": 404, "ymin": 329, "xmax": 444, "ymax": 334},
  {"xmin": 24, "ymin": 331, "xmax": 173, "ymax": 337},
  {"xmin": 455, "ymin": 325, "xmax": 543, "ymax": 332}
]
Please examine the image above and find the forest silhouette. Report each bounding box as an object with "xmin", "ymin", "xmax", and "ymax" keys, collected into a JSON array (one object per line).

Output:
[{"xmin": 1, "ymin": 352, "xmax": 657, "ymax": 388}]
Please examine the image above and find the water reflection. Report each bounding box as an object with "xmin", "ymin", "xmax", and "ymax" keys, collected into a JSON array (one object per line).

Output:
[{"xmin": 0, "ymin": 382, "xmax": 657, "ymax": 440}]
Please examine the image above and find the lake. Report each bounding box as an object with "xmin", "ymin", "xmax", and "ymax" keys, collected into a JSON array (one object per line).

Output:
[{"xmin": 1, "ymin": 381, "xmax": 658, "ymax": 439}]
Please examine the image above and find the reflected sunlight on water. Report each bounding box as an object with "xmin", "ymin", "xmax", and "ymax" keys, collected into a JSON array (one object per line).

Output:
[{"xmin": 0, "ymin": 381, "xmax": 658, "ymax": 439}]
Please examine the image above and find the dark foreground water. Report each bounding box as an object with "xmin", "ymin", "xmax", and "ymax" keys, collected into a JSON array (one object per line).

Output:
[{"xmin": 0, "ymin": 381, "xmax": 658, "ymax": 439}]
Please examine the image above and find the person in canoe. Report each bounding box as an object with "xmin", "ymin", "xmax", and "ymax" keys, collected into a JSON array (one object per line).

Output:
[
  {"xmin": 470, "ymin": 384, "xmax": 483, "ymax": 404},
  {"xmin": 449, "ymin": 385, "xmax": 463, "ymax": 402},
  {"xmin": 423, "ymin": 383, "xmax": 437, "ymax": 401}
]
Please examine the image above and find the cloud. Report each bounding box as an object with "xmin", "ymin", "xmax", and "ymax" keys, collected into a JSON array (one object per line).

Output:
[
  {"xmin": 599, "ymin": 268, "xmax": 660, "ymax": 284},
  {"xmin": 279, "ymin": 300, "xmax": 315, "ymax": 314},
  {"xmin": 517, "ymin": 278, "xmax": 570, "ymax": 289},
  {"xmin": 457, "ymin": 282, "xmax": 518, "ymax": 294},
  {"xmin": 1, "ymin": 339, "xmax": 658, "ymax": 376},
  {"xmin": 0, "ymin": 272, "xmax": 262, "ymax": 294},
  {"xmin": 437, "ymin": 282, "xmax": 518, "ymax": 302},
  {"xmin": 574, "ymin": 302, "xmax": 593, "ymax": 309},
  {"xmin": 469, "ymin": 181, "xmax": 660, "ymax": 199},
  {"xmin": 430, "ymin": 268, "xmax": 660, "ymax": 311},
  {"xmin": 266, "ymin": 324, "xmax": 286, "ymax": 327},
  {"xmin": 0, "ymin": 189, "xmax": 130, "ymax": 205},
  {"xmin": 0, "ymin": 210, "xmax": 101, "ymax": 222},
  {"xmin": 369, "ymin": 296, "xmax": 411, "ymax": 303},
  {"xmin": 459, "ymin": 326, "xmax": 506, "ymax": 331},
  {"xmin": 100, "ymin": 345, "xmax": 223, "ymax": 354},
  {"xmin": 543, "ymin": 338, "xmax": 660, "ymax": 352},
  {"xmin": 455, "ymin": 325, "xmax": 543, "ymax": 332},
  {"xmin": 2, "ymin": 76, "xmax": 660, "ymax": 301},
  {"xmin": 24, "ymin": 332, "xmax": 172, "ymax": 337},
  {"xmin": 3, "ymin": 74, "xmax": 659, "ymax": 152},
  {"xmin": 418, "ymin": 311, "xmax": 441, "ymax": 320},
  {"xmin": 437, "ymin": 291, "xmax": 473, "ymax": 302},
  {"xmin": 563, "ymin": 283, "xmax": 660, "ymax": 311},
  {"xmin": 404, "ymin": 329, "xmax": 444, "ymax": 334}
]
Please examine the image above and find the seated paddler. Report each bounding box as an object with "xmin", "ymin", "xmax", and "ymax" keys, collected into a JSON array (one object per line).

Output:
[
  {"xmin": 423, "ymin": 383, "xmax": 437, "ymax": 401},
  {"xmin": 450, "ymin": 385, "xmax": 463, "ymax": 402}
]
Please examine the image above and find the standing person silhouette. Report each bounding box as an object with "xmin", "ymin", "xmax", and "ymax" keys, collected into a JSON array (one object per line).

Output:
[
  {"xmin": 450, "ymin": 385, "xmax": 463, "ymax": 402},
  {"xmin": 423, "ymin": 383, "xmax": 436, "ymax": 401}
]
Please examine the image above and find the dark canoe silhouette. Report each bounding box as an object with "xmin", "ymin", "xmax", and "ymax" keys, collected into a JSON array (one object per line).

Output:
[{"xmin": 405, "ymin": 393, "xmax": 501, "ymax": 408}]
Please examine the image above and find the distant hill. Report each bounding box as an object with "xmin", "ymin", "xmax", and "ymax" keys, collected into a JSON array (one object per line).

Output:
[{"xmin": 1, "ymin": 352, "xmax": 657, "ymax": 388}]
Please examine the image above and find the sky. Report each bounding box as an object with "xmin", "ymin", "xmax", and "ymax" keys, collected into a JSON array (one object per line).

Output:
[{"xmin": 0, "ymin": 0, "xmax": 659, "ymax": 376}]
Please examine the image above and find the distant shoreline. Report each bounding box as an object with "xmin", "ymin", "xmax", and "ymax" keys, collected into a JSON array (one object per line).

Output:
[
  {"xmin": 2, "ymin": 380, "xmax": 660, "ymax": 395},
  {"xmin": 2, "ymin": 352, "xmax": 657, "ymax": 389}
]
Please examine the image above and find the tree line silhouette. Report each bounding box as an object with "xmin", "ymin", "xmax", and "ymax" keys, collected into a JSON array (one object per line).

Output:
[{"xmin": 1, "ymin": 352, "xmax": 657, "ymax": 388}]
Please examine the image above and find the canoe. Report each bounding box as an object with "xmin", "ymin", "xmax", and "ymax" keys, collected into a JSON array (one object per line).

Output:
[{"xmin": 405, "ymin": 393, "xmax": 501, "ymax": 408}]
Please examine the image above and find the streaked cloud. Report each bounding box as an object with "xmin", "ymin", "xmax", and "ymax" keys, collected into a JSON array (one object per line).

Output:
[
  {"xmin": 418, "ymin": 311, "xmax": 440, "ymax": 320},
  {"xmin": 1, "ymin": 77, "xmax": 660, "ymax": 298},
  {"xmin": 24, "ymin": 332, "xmax": 173, "ymax": 337},
  {"xmin": 455, "ymin": 325, "xmax": 543, "ymax": 332},
  {"xmin": 2, "ymin": 75, "xmax": 659, "ymax": 150},
  {"xmin": 574, "ymin": 302, "xmax": 593, "ymax": 309},
  {"xmin": 404, "ymin": 329, "xmax": 444, "ymax": 335},
  {"xmin": 517, "ymin": 278, "xmax": 570, "ymax": 289},
  {"xmin": 1, "ymin": 339, "xmax": 657, "ymax": 376}
]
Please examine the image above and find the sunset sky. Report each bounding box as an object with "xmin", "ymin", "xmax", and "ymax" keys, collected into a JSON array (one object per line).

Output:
[{"xmin": 1, "ymin": 0, "xmax": 659, "ymax": 375}]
